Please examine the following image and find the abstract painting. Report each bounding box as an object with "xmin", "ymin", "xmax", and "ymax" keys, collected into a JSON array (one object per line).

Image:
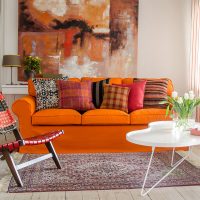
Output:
[{"xmin": 18, "ymin": 0, "xmax": 138, "ymax": 80}]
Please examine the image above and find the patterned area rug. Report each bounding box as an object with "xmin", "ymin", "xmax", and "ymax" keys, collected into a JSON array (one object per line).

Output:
[{"xmin": 8, "ymin": 152, "xmax": 200, "ymax": 193}]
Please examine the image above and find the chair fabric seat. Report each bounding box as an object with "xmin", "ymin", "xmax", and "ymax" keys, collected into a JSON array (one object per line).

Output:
[
  {"xmin": 32, "ymin": 109, "xmax": 81, "ymax": 125},
  {"xmin": 24, "ymin": 130, "xmax": 64, "ymax": 145},
  {"xmin": 0, "ymin": 141, "xmax": 20, "ymax": 152},
  {"xmin": 82, "ymin": 109, "xmax": 130, "ymax": 125},
  {"xmin": 130, "ymin": 108, "xmax": 169, "ymax": 125},
  {"xmin": 0, "ymin": 130, "xmax": 64, "ymax": 152}
]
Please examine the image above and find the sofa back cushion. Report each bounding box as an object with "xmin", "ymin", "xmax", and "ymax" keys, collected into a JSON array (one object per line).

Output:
[
  {"xmin": 81, "ymin": 77, "xmax": 122, "ymax": 84},
  {"xmin": 100, "ymin": 84, "xmax": 130, "ymax": 113},
  {"xmin": 29, "ymin": 77, "xmax": 173, "ymax": 97},
  {"xmin": 57, "ymin": 81, "xmax": 95, "ymax": 111},
  {"xmin": 28, "ymin": 77, "xmax": 173, "ymax": 109}
]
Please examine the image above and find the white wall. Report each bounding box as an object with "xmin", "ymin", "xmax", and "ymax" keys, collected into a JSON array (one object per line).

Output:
[
  {"xmin": 0, "ymin": 0, "xmax": 191, "ymax": 94},
  {"xmin": 0, "ymin": 0, "xmax": 18, "ymax": 87},
  {"xmin": 138, "ymin": 0, "xmax": 191, "ymax": 95}
]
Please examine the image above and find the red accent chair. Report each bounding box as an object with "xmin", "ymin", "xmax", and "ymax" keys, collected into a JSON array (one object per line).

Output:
[{"xmin": 0, "ymin": 93, "xmax": 64, "ymax": 187}]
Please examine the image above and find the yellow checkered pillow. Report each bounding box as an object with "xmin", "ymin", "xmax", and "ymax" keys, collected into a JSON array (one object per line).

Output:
[{"xmin": 100, "ymin": 84, "xmax": 130, "ymax": 113}]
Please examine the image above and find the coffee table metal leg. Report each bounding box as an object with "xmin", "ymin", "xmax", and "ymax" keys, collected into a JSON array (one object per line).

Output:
[
  {"xmin": 141, "ymin": 146, "xmax": 191, "ymax": 196},
  {"xmin": 171, "ymin": 148, "xmax": 176, "ymax": 167},
  {"xmin": 141, "ymin": 146, "xmax": 155, "ymax": 196},
  {"xmin": 171, "ymin": 147, "xmax": 191, "ymax": 167}
]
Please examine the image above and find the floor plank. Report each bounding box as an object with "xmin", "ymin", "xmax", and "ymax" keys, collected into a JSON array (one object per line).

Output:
[
  {"xmin": 31, "ymin": 192, "xmax": 49, "ymax": 200},
  {"xmin": 0, "ymin": 193, "xmax": 15, "ymax": 200},
  {"xmin": 66, "ymin": 191, "xmax": 82, "ymax": 200},
  {"xmin": 148, "ymin": 187, "xmax": 184, "ymax": 200},
  {"xmin": 14, "ymin": 193, "xmax": 32, "ymax": 200},
  {"xmin": 48, "ymin": 192, "xmax": 65, "ymax": 200},
  {"xmin": 82, "ymin": 190, "xmax": 99, "ymax": 200},
  {"xmin": 176, "ymin": 186, "xmax": 200, "ymax": 200},
  {"xmin": 98, "ymin": 190, "xmax": 116, "ymax": 200},
  {"xmin": 129, "ymin": 189, "xmax": 151, "ymax": 200},
  {"xmin": 113, "ymin": 189, "xmax": 133, "ymax": 200}
]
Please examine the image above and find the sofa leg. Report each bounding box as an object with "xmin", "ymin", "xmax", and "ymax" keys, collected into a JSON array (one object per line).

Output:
[
  {"xmin": 2, "ymin": 150, "xmax": 23, "ymax": 187},
  {"xmin": 45, "ymin": 141, "xmax": 61, "ymax": 169}
]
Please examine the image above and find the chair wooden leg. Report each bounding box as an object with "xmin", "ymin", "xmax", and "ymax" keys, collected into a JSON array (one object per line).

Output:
[
  {"xmin": 1, "ymin": 150, "xmax": 16, "ymax": 160},
  {"xmin": 2, "ymin": 150, "xmax": 23, "ymax": 187},
  {"xmin": 0, "ymin": 155, "xmax": 5, "ymax": 160},
  {"xmin": 45, "ymin": 141, "xmax": 61, "ymax": 169}
]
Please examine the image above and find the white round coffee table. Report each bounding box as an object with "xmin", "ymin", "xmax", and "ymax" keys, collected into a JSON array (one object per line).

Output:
[{"xmin": 126, "ymin": 121, "xmax": 200, "ymax": 196}]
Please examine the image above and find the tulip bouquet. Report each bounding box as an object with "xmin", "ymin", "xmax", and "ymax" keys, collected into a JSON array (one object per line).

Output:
[{"xmin": 161, "ymin": 91, "xmax": 200, "ymax": 130}]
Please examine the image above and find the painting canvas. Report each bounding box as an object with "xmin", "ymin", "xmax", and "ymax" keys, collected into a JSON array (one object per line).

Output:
[{"xmin": 18, "ymin": 0, "xmax": 138, "ymax": 80}]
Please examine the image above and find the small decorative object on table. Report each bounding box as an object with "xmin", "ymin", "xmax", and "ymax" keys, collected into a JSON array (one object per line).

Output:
[
  {"xmin": 161, "ymin": 90, "xmax": 200, "ymax": 131},
  {"xmin": 191, "ymin": 128, "xmax": 200, "ymax": 136},
  {"xmin": 24, "ymin": 56, "xmax": 41, "ymax": 80}
]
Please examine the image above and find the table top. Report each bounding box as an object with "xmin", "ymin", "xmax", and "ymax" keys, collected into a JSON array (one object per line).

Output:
[
  {"xmin": 1, "ymin": 84, "xmax": 28, "ymax": 95},
  {"xmin": 1, "ymin": 84, "xmax": 28, "ymax": 88},
  {"xmin": 126, "ymin": 121, "xmax": 200, "ymax": 148}
]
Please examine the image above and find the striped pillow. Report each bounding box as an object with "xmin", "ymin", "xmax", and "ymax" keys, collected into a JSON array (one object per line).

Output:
[
  {"xmin": 100, "ymin": 84, "xmax": 130, "ymax": 113},
  {"xmin": 57, "ymin": 81, "xmax": 95, "ymax": 111},
  {"xmin": 92, "ymin": 79, "xmax": 110, "ymax": 108},
  {"xmin": 134, "ymin": 78, "xmax": 168, "ymax": 108}
]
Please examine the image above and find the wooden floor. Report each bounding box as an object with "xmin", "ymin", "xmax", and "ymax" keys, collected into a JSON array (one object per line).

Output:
[
  {"xmin": 1, "ymin": 149, "xmax": 200, "ymax": 200},
  {"xmin": 2, "ymin": 186, "xmax": 200, "ymax": 200}
]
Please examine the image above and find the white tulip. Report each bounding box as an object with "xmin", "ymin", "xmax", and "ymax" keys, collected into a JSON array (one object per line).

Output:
[
  {"xmin": 189, "ymin": 90, "xmax": 194, "ymax": 95},
  {"xmin": 177, "ymin": 97, "xmax": 183, "ymax": 104},
  {"xmin": 189, "ymin": 94, "xmax": 195, "ymax": 100},
  {"xmin": 184, "ymin": 93, "xmax": 189, "ymax": 100},
  {"xmin": 188, "ymin": 91, "xmax": 195, "ymax": 100},
  {"xmin": 172, "ymin": 91, "xmax": 178, "ymax": 98}
]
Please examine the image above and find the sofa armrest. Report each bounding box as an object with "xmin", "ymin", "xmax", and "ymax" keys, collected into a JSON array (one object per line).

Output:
[{"xmin": 12, "ymin": 95, "xmax": 36, "ymax": 126}]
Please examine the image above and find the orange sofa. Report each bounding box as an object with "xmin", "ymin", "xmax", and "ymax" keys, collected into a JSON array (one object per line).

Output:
[{"xmin": 12, "ymin": 77, "xmax": 173, "ymax": 154}]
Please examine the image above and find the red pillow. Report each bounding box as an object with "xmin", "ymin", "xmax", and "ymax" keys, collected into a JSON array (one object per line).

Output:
[
  {"xmin": 57, "ymin": 80, "xmax": 95, "ymax": 111},
  {"xmin": 114, "ymin": 81, "xmax": 146, "ymax": 112}
]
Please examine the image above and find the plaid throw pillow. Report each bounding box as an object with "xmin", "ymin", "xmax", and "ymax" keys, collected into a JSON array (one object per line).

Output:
[
  {"xmin": 33, "ymin": 77, "xmax": 68, "ymax": 111},
  {"xmin": 57, "ymin": 81, "xmax": 95, "ymax": 111},
  {"xmin": 100, "ymin": 84, "xmax": 130, "ymax": 113},
  {"xmin": 92, "ymin": 78, "xmax": 110, "ymax": 108},
  {"xmin": 134, "ymin": 78, "xmax": 168, "ymax": 108}
]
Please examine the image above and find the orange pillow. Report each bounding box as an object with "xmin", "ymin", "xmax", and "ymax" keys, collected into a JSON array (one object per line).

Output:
[{"xmin": 100, "ymin": 84, "xmax": 130, "ymax": 113}]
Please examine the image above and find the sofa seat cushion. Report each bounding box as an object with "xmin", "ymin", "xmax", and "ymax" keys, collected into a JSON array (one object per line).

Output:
[
  {"xmin": 130, "ymin": 108, "xmax": 169, "ymax": 125},
  {"xmin": 32, "ymin": 109, "xmax": 81, "ymax": 125},
  {"xmin": 82, "ymin": 109, "xmax": 130, "ymax": 125}
]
